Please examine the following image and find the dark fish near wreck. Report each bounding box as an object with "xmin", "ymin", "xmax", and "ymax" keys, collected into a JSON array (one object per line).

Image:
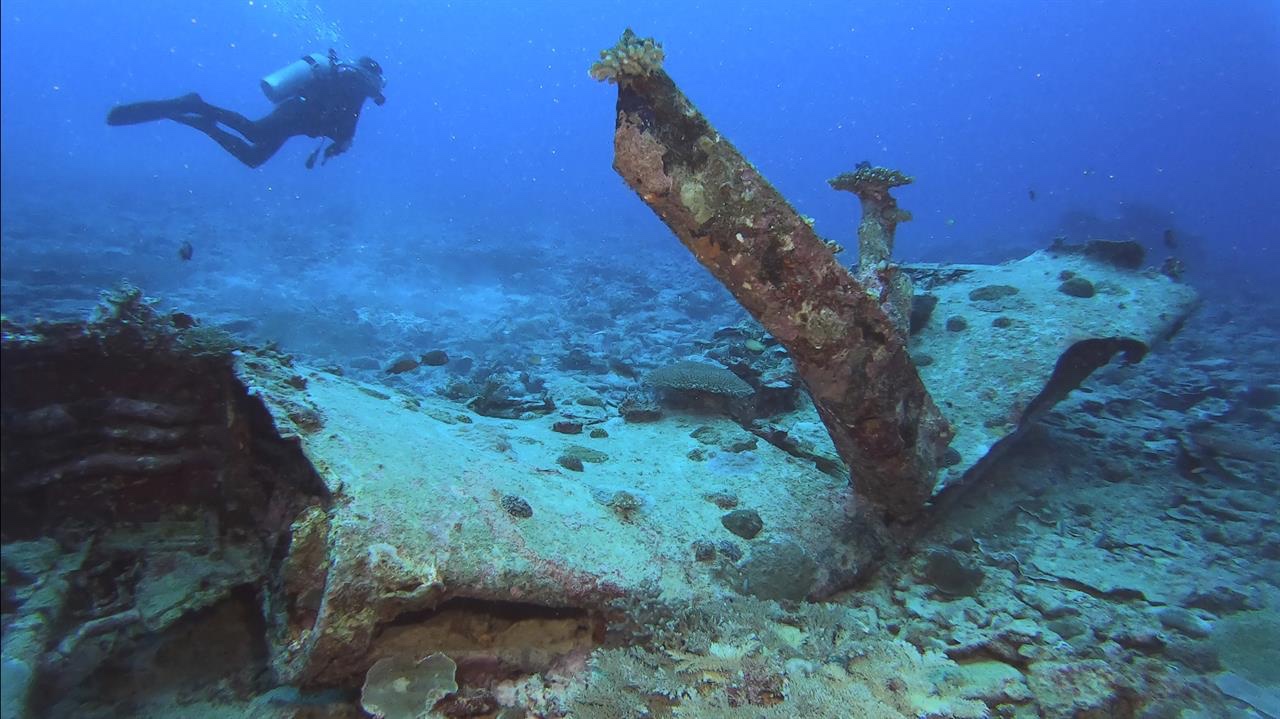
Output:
[
  {"xmin": 1163, "ymin": 228, "xmax": 1178, "ymax": 249},
  {"xmin": 385, "ymin": 356, "xmax": 419, "ymax": 374},
  {"xmin": 420, "ymin": 350, "xmax": 450, "ymax": 366},
  {"xmin": 1028, "ymin": 188, "xmax": 1037, "ymax": 201},
  {"xmin": 178, "ymin": 240, "xmax": 194, "ymax": 261}
]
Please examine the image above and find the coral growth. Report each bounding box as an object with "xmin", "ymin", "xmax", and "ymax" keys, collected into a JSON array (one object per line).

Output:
[
  {"xmin": 828, "ymin": 165, "xmax": 914, "ymax": 213},
  {"xmin": 828, "ymin": 164, "xmax": 915, "ymax": 264},
  {"xmin": 829, "ymin": 165, "xmax": 917, "ymax": 332},
  {"xmin": 647, "ymin": 360, "xmax": 754, "ymax": 397},
  {"xmin": 360, "ymin": 652, "xmax": 458, "ymax": 719},
  {"xmin": 565, "ymin": 597, "xmax": 993, "ymax": 718},
  {"xmin": 589, "ymin": 29, "xmax": 665, "ymax": 84}
]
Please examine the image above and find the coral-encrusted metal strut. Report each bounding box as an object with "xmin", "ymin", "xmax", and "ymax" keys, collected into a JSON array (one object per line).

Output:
[{"xmin": 595, "ymin": 30, "xmax": 952, "ymax": 521}]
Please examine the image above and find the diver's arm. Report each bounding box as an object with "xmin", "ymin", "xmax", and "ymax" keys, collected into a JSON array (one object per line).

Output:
[
  {"xmin": 319, "ymin": 70, "xmax": 379, "ymax": 164},
  {"xmin": 322, "ymin": 94, "xmax": 365, "ymax": 161},
  {"xmin": 324, "ymin": 114, "xmax": 359, "ymax": 159}
]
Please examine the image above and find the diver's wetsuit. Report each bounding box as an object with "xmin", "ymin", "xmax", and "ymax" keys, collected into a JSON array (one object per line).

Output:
[{"xmin": 107, "ymin": 61, "xmax": 382, "ymax": 168}]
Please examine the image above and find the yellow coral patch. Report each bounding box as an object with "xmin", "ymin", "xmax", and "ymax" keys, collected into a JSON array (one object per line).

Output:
[{"xmin": 680, "ymin": 180, "xmax": 714, "ymax": 224}]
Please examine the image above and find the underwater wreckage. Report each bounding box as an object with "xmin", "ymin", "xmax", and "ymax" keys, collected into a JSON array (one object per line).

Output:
[
  {"xmin": 0, "ymin": 30, "xmax": 1199, "ymax": 719},
  {"xmin": 592, "ymin": 29, "xmax": 1197, "ymax": 521}
]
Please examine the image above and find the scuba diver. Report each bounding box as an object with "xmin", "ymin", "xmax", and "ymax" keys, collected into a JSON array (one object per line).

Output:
[{"xmin": 106, "ymin": 50, "xmax": 386, "ymax": 169}]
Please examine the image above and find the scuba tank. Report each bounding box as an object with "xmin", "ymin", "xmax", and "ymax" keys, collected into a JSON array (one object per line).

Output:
[{"xmin": 260, "ymin": 52, "xmax": 329, "ymax": 103}]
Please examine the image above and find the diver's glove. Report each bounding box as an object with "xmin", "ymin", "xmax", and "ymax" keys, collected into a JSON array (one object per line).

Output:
[
  {"xmin": 322, "ymin": 140, "xmax": 349, "ymax": 164},
  {"xmin": 305, "ymin": 139, "xmax": 349, "ymax": 169}
]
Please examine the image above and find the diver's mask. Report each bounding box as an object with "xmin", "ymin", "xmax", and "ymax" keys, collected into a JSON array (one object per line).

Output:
[{"xmin": 355, "ymin": 56, "xmax": 387, "ymax": 105}]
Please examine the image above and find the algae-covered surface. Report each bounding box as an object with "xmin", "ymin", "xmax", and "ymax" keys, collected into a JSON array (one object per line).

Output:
[
  {"xmin": 909, "ymin": 250, "xmax": 1200, "ymax": 494},
  {"xmin": 251, "ymin": 358, "xmax": 861, "ymax": 612},
  {"xmin": 10, "ymin": 281, "xmax": 1277, "ymax": 718},
  {"xmin": 3, "ymin": 5, "xmax": 1279, "ymax": 719}
]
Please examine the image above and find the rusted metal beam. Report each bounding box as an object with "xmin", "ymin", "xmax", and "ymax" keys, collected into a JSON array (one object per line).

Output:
[
  {"xmin": 593, "ymin": 30, "xmax": 953, "ymax": 521},
  {"xmin": 830, "ymin": 165, "xmax": 917, "ymax": 331}
]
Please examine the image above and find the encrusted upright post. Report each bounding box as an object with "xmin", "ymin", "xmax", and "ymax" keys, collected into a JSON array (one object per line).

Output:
[
  {"xmin": 829, "ymin": 166, "xmax": 916, "ymax": 332},
  {"xmin": 592, "ymin": 30, "xmax": 952, "ymax": 521}
]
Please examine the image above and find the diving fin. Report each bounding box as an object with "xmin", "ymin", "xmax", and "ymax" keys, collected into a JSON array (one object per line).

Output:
[{"xmin": 107, "ymin": 93, "xmax": 205, "ymax": 126}]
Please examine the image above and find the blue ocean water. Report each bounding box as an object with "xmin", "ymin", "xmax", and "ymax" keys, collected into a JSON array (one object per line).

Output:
[
  {"xmin": 2, "ymin": 1, "xmax": 1277, "ymax": 313},
  {"xmin": 2, "ymin": 2, "xmax": 1279, "ymax": 717}
]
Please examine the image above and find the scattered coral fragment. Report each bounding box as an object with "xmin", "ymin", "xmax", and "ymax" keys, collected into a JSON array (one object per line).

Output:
[
  {"xmin": 722, "ymin": 509, "xmax": 764, "ymax": 539},
  {"xmin": 1058, "ymin": 276, "xmax": 1097, "ymax": 298},
  {"xmin": 500, "ymin": 494, "xmax": 533, "ymax": 518}
]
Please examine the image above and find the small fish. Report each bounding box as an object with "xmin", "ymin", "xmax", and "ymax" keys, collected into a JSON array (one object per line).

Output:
[
  {"xmin": 1163, "ymin": 228, "xmax": 1178, "ymax": 249},
  {"xmin": 855, "ymin": 160, "xmax": 872, "ymax": 171},
  {"xmin": 385, "ymin": 356, "xmax": 419, "ymax": 374},
  {"xmin": 419, "ymin": 350, "xmax": 450, "ymax": 366},
  {"xmin": 178, "ymin": 240, "xmax": 194, "ymax": 261},
  {"xmin": 1028, "ymin": 189, "xmax": 1037, "ymax": 201},
  {"xmin": 945, "ymin": 218, "xmax": 957, "ymax": 227}
]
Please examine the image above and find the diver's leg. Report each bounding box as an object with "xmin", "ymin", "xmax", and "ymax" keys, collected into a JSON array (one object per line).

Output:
[
  {"xmin": 106, "ymin": 93, "xmax": 204, "ymax": 126},
  {"xmin": 185, "ymin": 98, "xmax": 305, "ymax": 148},
  {"xmin": 188, "ymin": 101, "xmax": 259, "ymax": 138},
  {"xmin": 241, "ymin": 99, "xmax": 309, "ymax": 143},
  {"xmin": 171, "ymin": 115, "xmax": 284, "ymax": 168}
]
